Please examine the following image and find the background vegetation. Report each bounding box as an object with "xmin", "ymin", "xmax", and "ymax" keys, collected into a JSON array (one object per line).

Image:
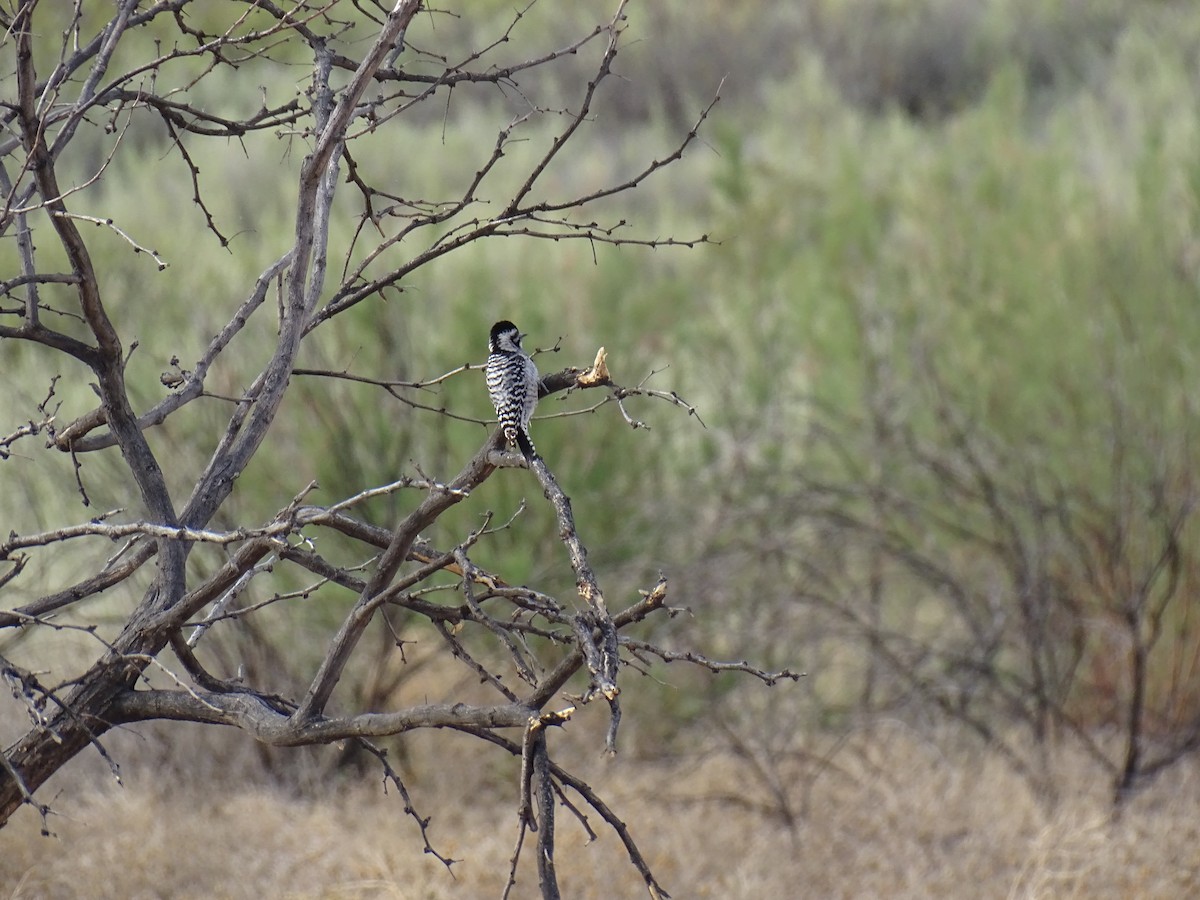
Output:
[{"xmin": 5, "ymin": 0, "xmax": 1200, "ymax": 895}]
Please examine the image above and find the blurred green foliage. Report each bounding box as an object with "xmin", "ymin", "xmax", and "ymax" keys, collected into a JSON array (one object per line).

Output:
[{"xmin": 4, "ymin": 0, "xmax": 1200, "ymax": 754}]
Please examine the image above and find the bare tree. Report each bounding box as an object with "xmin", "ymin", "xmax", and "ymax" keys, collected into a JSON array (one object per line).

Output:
[
  {"xmin": 773, "ymin": 285, "xmax": 1200, "ymax": 808},
  {"xmin": 0, "ymin": 2, "xmax": 797, "ymax": 894}
]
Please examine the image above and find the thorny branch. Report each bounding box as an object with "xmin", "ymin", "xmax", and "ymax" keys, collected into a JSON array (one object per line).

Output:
[{"xmin": 0, "ymin": 3, "xmax": 794, "ymax": 897}]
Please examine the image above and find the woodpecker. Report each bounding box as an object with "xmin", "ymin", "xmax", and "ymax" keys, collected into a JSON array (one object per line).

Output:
[{"xmin": 486, "ymin": 320, "xmax": 539, "ymax": 460}]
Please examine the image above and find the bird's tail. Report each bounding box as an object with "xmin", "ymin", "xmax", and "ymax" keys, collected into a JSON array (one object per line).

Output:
[{"xmin": 514, "ymin": 427, "xmax": 537, "ymax": 461}]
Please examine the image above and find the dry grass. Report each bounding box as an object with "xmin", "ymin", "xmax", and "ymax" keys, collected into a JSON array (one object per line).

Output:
[{"xmin": 4, "ymin": 722, "xmax": 1200, "ymax": 899}]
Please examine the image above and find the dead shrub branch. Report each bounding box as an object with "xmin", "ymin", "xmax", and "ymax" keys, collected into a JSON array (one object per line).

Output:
[{"xmin": 0, "ymin": 3, "xmax": 787, "ymax": 895}]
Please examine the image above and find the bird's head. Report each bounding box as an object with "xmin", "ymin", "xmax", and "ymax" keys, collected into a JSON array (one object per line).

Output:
[{"xmin": 489, "ymin": 320, "xmax": 524, "ymax": 354}]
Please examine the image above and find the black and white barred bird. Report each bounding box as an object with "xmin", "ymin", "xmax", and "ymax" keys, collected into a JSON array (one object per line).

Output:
[{"xmin": 486, "ymin": 320, "xmax": 540, "ymax": 460}]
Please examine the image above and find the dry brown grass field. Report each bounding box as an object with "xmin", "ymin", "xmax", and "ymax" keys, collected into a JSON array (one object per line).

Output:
[{"xmin": 4, "ymin": 722, "xmax": 1199, "ymax": 899}]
